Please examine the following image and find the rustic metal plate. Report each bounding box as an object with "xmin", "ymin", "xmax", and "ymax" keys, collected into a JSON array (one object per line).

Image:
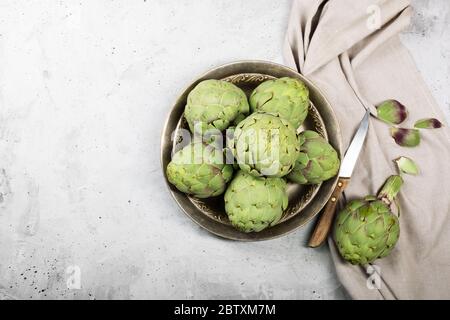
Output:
[{"xmin": 161, "ymin": 61, "xmax": 342, "ymax": 241}]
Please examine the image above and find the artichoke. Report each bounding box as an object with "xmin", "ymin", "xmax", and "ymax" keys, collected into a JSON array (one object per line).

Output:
[
  {"xmin": 233, "ymin": 113, "xmax": 300, "ymax": 177},
  {"xmin": 224, "ymin": 170, "xmax": 288, "ymax": 232},
  {"xmin": 334, "ymin": 175, "xmax": 402, "ymax": 265},
  {"xmin": 287, "ymin": 130, "xmax": 340, "ymax": 184},
  {"xmin": 166, "ymin": 142, "xmax": 233, "ymax": 198},
  {"xmin": 184, "ymin": 79, "xmax": 249, "ymax": 135},
  {"xmin": 249, "ymin": 77, "xmax": 309, "ymax": 128}
]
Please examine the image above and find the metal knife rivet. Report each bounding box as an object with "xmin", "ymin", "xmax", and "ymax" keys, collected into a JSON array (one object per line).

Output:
[
  {"xmin": 331, "ymin": 197, "xmax": 337, "ymax": 202},
  {"xmin": 338, "ymin": 182, "xmax": 343, "ymax": 187}
]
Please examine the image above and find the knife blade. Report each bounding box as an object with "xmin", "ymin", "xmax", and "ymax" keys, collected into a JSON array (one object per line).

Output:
[{"xmin": 308, "ymin": 109, "xmax": 370, "ymax": 248}]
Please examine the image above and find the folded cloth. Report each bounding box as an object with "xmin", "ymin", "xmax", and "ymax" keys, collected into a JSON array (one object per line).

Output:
[{"xmin": 284, "ymin": 0, "xmax": 450, "ymax": 299}]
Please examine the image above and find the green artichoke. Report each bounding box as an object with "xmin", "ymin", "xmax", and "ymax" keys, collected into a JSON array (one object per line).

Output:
[
  {"xmin": 166, "ymin": 142, "xmax": 233, "ymax": 198},
  {"xmin": 249, "ymin": 77, "xmax": 309, "ymax": 128},
  {"xmin": 287, "ymin": 130, "xmax": 340, "ymax": 184},
  {"xmin": 334, "ymin": 175, "xmax": 402, "ymax": 265},
  {"xmin": 184, "ymin": 79, "xmax": 249, "ymax": 135},
  {"xmin": 233, "ymin": 113, "xmax": 300, "ymax": 177},
  {"xmin": 224, "ymin": 170, "xmax": 288, "ymax": 232}
]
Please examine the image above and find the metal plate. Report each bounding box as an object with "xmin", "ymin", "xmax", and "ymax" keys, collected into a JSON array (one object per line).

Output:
[{"xmin": 161, "ymin": 61, "xmax": 342, "ymax": 241}]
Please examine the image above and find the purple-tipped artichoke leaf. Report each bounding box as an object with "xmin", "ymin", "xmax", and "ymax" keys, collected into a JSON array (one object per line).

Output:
[
  {"xmin": 390, "ymin": 127, "xmax": 420, "ymax": 147},
  {"xmin": 376, "ymin": 100, "xmax": 408, "ymax": 125},
  {"xmin": 414, "ymin": 118, "xmax": 443, "ymax": 129}
]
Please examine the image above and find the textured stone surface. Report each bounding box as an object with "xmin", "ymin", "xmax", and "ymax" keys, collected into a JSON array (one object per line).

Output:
[{"xmin": 0, "ymin": 0, "xmax": 447, "ymax": 299}]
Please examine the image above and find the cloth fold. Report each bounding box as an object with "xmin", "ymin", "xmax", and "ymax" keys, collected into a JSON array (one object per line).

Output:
[{"xmin": 284, "ymin": 0, "xmax": 450, "ymax": 299}]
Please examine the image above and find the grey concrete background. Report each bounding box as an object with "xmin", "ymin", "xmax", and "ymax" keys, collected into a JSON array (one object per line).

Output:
[{"xmin": 0, "ymin": 0, "xmax": 448, "ymax": 299}]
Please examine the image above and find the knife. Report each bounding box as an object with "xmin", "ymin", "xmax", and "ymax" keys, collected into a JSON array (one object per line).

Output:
[{"xmin": 308, "ymin": 109, "xmax": 370, "ymax": 248}]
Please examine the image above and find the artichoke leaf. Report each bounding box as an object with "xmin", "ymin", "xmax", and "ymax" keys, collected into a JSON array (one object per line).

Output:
[
  {"xmin": 376, "ymin": 100, "xmax": 408, "ymax": 125},
  {"xmin": 394, "ymin": 156, "xmax": 419, "ymax": 176},
  {"xmin": 390, "ymin": 127, "xmax": 420, "ymax": 147},
  {"xmin": 414, "ymin": 118, "xmax": 443, "ymax": 129}
]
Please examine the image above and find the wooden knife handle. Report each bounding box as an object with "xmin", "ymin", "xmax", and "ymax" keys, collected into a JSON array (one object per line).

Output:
[{"xmin": 308, "ymin": 177, "xmax": 350, "ymax": 248}]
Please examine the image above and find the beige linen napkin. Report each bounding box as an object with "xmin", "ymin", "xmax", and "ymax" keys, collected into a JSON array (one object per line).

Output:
[{"xmin": 284, "ymin": 0, "xmax": 450, "ymax": 299}]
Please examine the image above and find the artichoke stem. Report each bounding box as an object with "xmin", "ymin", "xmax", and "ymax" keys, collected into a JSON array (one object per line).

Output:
[{"xmin": 377, "ymin": 175, "xmax": 403, "ymax": 204}]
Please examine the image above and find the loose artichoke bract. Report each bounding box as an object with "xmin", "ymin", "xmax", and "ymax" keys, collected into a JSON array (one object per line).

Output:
[
  {"xmin": 224, "ymin": 170, "xmax": 288, "ymax": 233},
  {"xmin": 249, "ymin": 77, "xmax": 309, "ymax": 129},
  {"xmin": 334, "ymin": 175, "xmax": 402, "ymax": 265},
  {"xmin": 287, "ymin": 130, "xmax": 340, "ymax": 184},
  {"xmin": 166, "ymin": 142, "xmax": 233, "ymax": 198},
  {"xmin": 184, "ymin": 79, "xmax": 249, "ymax": 135},
  {"xmin": 233, "ymin": 113, "xmax": 300, "ymax": 177}
]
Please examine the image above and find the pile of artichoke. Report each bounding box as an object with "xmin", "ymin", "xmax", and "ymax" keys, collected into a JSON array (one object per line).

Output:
[{"xmin": 166, "ymin": 77, "xmax": 340, "ymax": 233}]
